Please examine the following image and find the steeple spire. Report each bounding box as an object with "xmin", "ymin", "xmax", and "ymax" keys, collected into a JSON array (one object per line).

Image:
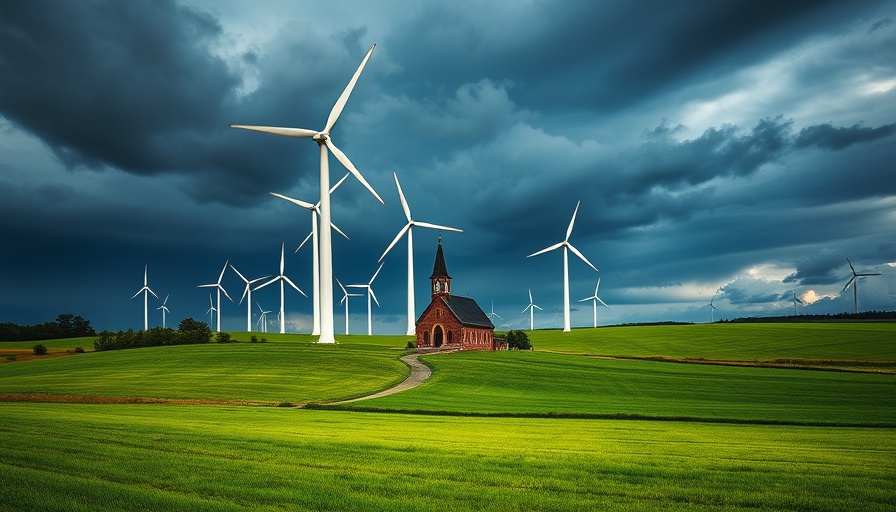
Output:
[{"xmin": 430, "ymin": 236, "xmax": 451, "ymax": 297}]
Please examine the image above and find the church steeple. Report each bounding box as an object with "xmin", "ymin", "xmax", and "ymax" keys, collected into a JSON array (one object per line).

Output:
[{"xmin": 430, "ymin": 234, "xmax": 451, "ymax": 297}]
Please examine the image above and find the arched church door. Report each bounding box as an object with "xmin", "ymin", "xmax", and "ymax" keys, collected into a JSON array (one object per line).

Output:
[{"xmin": 434, "ymin": 326, "xmax": 443, "ymax": 347}]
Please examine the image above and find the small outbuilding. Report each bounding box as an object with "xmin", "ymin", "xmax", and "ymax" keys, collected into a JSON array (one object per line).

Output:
[{"xmin": 416, "ymin": 237, "xmax": 498, "ymax": 350}]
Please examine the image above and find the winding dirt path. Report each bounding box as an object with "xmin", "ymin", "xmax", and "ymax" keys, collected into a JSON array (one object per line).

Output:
[{"xmin": 331, "ymin": 352, "xmax": 433, "ymax": 404}]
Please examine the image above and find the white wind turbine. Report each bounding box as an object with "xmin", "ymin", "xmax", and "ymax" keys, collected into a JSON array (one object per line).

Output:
[
  {"xmin": 157, "ymin": 294, "xmax": 170, "ymax": 329},
  {"xmin": 579, "ymin": 278, "xmax": 610, "ymax": 328},
  {"xmin": 230, "ymin": 264, "xmax": 270, "ymax": 332},
  {"xmin": 256, "ymin": 302, "xmax": 271, "ymax": 333},
  {"xmin": 842, "ymin": 256, "xmax": 881, "ymax": 314},
  {"xmin": 522, "ymin": 289, "xmax": 542, "ymax": 331},
  {"xmin": 706, "ymin": 289, "xmax": 719, "ymax": 323},
  {"xmin": 336, "ymin": 278, "xmax": 362, "ymax": 335},
  {"xmin": 131, "ymin": 265, "xmax": 158, "ymax": 331},
  {"xmin": 198, "ymin": 261, "xmax": 233, "ymax": 333},
  {"xmin": 347, "ymin": 262, "xmax": 384, "ymax": 336},
  {"xmin": 206, "ymin": 294, "xmax": 217, "ymax": 328},
  {"xmin": 379, "ymin": 172, "xmax": 463, "ymax": 336},
  {"xmin": 527, "ymin": 200, "xmax": 598, "ymax": 332},
  {"xmin": 791, "ymin": 290, "xmax": 804, "ymax": 316},
  {"xmin": 231, "ymin": 44, "xmax": 383, "ymax": 344},
  {"xmin": 255, "ymin": 243, "xmax": 306, "ymax": 334},
  {"xmin": 486, "ymin": 302, "xmax": 501, "ymax": 322},
  {"xmin": 270, "ymin": 173, "xmax": 350, "ymax": 336}
]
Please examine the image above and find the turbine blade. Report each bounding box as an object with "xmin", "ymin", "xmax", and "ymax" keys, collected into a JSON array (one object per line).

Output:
[
  {"xmin": 295, "ymin": 231, "xmax": 314, "ymax": 253},
  {"xmin": 529, "ymin": 289, "xmax": 533, "ymax": 302},
  {"xmin": 336, "ymin": 278, "xmax": 348, "ymax": 295},
  {"xmin": 147, "ymin": 287, "xmax": 158, "ymax": 299},
  {"xmin": 857, "ymin": 272, "xmax": 882, "ymax": 277},
  {"xmin": 394, "ymin": 172, "xmax": 412, "ymax": 221},
  {"xmin": 597, "ymin": 297, "xmax": 610, "ymax": 309},
  {"xmin": 326, "ymin": 139, "xmax": 384, "ymax": 204},
  {"xmin": 847, "ymin": 256, "xmax": 856, "ymax": 275},
  {"xmin": 282, "ymin": 276, "xmax": 307, "ymax": 297},
  {"xmin": 229, "ymin": 125, "xmax": 317, "ymax": 138},
  {"xmin": 370, "ymin": 262, "xmax": 385, "ymax": 284},
  {"xmin": 280, "ymin": 243, "xmax": 285, "ymax": 274},
  {"xmin": 369, "ymin": 288, "xmax": 380, "ymax": 307},
  {"xmin": 221, "ymin": 286, "xmax": 233, "ymax": 302},
  {"xmin": 330, "ymin": 221, "xmax": 351, "ymax": 241},
  {"xmin": 414, "ymin": 221, "xmax": 463, "ymax": 232},
  {"xmin": 324, "ymin": 44, "xmax": 376, "ymax": 134},
  {"xmin": 271, "ymin": 192, "xmax": 315, "ymax": 210},
  {"xmin": 218, "ymin": 260, "xmax": 229, "ymax": 283},
  {"xmin": 842, "ymin": 276, "xmax": 857, "ymax": 293},
  {"xmin": 565, "ymin": 200, "xmax": 581, "ymax": 241},
  {"xmin": 230, "ymin": 265, "xmax": 248, "ymax": 283},
  {"xmin": 330, "ymin": 172, "xmax": 351, "ymax": 195},
  {"xmin": 256, "ymin": 277, "xmax": 278, "ymax": 290},
  {"xmin": 527, "ymin": 242, "xmax": 563, "ymax": 258},
  {"xmin": 131, "ymin": 290, "xmax": 142, "ymax": 300},
  {"xmin": 534, "ymin": 305, "xmax": 543, "ymax": 311},
  {"xmin": 239, "ymin": 285, "xmax": 249, "ymax": 305},
  {"xmin": 567, "ymin": 243, "xmax": 598, "ymax": 272},
  {"xmin": 379, "ymin": 224, "xmax": 410, "ymax": 262}
]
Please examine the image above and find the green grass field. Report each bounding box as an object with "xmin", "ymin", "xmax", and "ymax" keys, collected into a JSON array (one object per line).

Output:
[{"xmin": 0, "ymin": 323, "xmax": 894, "ymax": 510}]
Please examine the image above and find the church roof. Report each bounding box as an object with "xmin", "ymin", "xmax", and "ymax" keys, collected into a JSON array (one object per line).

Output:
[
  {"xmin": 443, "ymin": 295, "xmax": 494, "ymax": 329},
  {"xmin": 429, "ymin": 239, "xmax": 450, "ymax": 279}
]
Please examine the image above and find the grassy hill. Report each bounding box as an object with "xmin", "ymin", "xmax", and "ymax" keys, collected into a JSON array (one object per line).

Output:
[{"xmin": 0, "ymin": 323, "xmax": 894, "ymax": 511}]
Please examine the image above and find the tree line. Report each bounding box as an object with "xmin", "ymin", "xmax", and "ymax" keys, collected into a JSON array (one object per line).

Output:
[
  {"xmin": 93, "ymin": 318, "xmax": 213, "ymax": 351},
  {"xmin": 0, "ymin": 314, "xmax": 96, "ymax": 341}
]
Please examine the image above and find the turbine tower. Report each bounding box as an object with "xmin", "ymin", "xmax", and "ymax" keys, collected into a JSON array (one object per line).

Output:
[
  {"xmin": 579, "ymin": 278, "xmax": 610, "ymax": 328},
  {"xmin": 131, "ymin": 265, "xmax": 158, "ymax": 331},
  {"xmin": 231, "ymin": 44, "xmax": 383, "ymax": 344},
  {"xmin": 527, "ymin": 200, "xmax": 598, "ymax": 332},
  {"xmin": 842, "ymin": 256, "xmax": 881, "ymax": 314},
  {"xmin": 379, "ymin": 172, "xmax": 462, "ymax": 335},
  {"xmin": 198, "ymin": 261, "xmax": 233, "ymax": 333},
  {"xmin": 230, "ymin": 265, "xmax": 270, "ymax": 332},
  {"xmin": 336, "ymin": 278, "xmax": 362, "ymax": 335},
  {"xmin": 347, "ymin": 262, "xmax": 384, "ymax": 336},
  {"xmin": 157, "ymin": 294, "xmax": 170, "ymax": 329},
  {"xmin": 522, "ymin": 289, "xmax": 542, "ymax": 331},
  {"xmin": 255, "ymin": 243, "xmax": 306, "ymax": 334},
  {"xmin": 270, "ymin": 176, "xmax": 350, "ymax": 336}
]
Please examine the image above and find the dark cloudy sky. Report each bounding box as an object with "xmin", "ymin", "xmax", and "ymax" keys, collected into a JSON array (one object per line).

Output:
[{"xmin": 1, "ymin": 0, "xmax": 894, "ymax": 334}]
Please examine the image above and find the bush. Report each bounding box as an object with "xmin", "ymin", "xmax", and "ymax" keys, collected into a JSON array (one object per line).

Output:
[
  {"xmin": 74, "ymin": 347, "xmax": 84, "ymax": 353},
  {"xmin": 215, "ymin": 332, "xmax": 232, "ymax": 343},
  {"xmin": 505, "ymin": 330, "xmax": 532, "ymax": 350},
  {"xmin": 406, "ymin": 341, "xmax": 416, "ymax": 349},
  {"xmin": 250, "ymin": 335, "xmax": 258, "ymax": 343},
  {"xmin": 33, "ymin": 344, "xmax": 48, "ymax": 355}
]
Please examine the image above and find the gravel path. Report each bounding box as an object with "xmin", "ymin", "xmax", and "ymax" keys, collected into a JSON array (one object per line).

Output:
[{"xmin": 333, "ymin": 352, "xmax": 433, "ymax": 404}]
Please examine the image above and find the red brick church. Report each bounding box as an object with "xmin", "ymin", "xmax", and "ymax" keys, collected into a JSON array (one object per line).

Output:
[{"xmin": 416, "ymin": 237, "xmax": 503, "ymax": 350}]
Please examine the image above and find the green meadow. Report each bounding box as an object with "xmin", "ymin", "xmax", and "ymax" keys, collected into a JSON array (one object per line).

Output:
[{"xmin": 0, "ymin": 323, "xmax": 894, "ymax": 510}]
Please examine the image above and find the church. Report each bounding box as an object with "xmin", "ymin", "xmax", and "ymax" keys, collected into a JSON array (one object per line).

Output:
[{"xmin": 415, "ymin": 237, "xmax": 503, "ymax": 350}]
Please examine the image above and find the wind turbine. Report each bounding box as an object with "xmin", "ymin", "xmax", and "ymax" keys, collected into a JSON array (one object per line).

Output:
[
  {"xmin": 347, "ymin": 262, "xmax": 384, "ymax": 336},
  {"xmin": 270, "ymin": 174, "xmax": 350, "ymax": 336},
  {"xmin": 198, "ymin": 261, "xmax": 233, "ymax": 333},
  {"xmin": 379, "ymin": 172, "xmax": 463, "ymax": 336},
  {"xmin": 706, "ymin": 289, "xmax": 719, "ymax": 323},
  {"xmin": 256, "ymin": 302, "xmax": 271, "ymax": 333},
  {"xmin": 131, "ymin": 265, "xmax": 158, "ymax": 331},
  {"xmin": 156, "ymin": 294, "xmax": 170, "ymax": 329},
  {"xmin": 527, "ymin": 200, "xmax": 598, "ymax": 332},
  {"xmin": 206, "ymin": 294, "xmax": 217, "ymax": 329},
  {"xmin": 791, "ymin": 291, "xmax": 804, "ymax": 316},
  {"xmin": 522, "ymin": 289, "xmax": 542, "ymax": 331},
  {"xmin": 336, "ymin": 278, "xmax": 362, "ymax": 335},
  {"xmin": 486, "ymin": 302, "xmax": 501, "ymax": 322},
  {"xmin": 579, "ymin": 278, "xmax": 610, "ymax": 328},
  {"xmin": 842, "ymin": 256, "xmax": 881, "ymax": 314},
  {"xmin": 231, "ymin": 44, "xmax": 383, "ymax": 344},
  {"xmin": 255, "ymin": 243, "xmax": 306, "ymax": 334},
  {"xmin": 230, "ymin": 265, "xmax": 270, "ymax": 332}
]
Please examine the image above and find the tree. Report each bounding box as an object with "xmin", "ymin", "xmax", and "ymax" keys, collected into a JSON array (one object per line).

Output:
[
  {"xmin": 505, "ymin": 330, "xmax": 532, "ymax": 350},
  {"xmin": 176, "ymin": 318, "xmax": 212, "ymax": 345}
]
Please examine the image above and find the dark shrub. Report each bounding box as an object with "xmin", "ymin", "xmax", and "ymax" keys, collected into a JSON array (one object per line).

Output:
[
  {"xmin": 215, "ymin": 332, "xmax": 232, "ymax": 343},
  {"xmin": 505, "ymin": 330, "xmax": 532, "ymax": 350},
  {"xmin": 74, "ymin": 347, "xmax": 85, "ymax": 353},
  {"xmin": 33, "ymin": 344, "xmax": 48, "ymax": 355},
  {"xmin": 250, "ymin": 335, "xmax": 258, "ymax": 343},
  {"xmin": 406, "ymin": 341, "xmax": 416, "ymax": 349}
]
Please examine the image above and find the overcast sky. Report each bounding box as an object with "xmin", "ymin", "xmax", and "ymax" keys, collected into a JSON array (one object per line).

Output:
[{"xmin": 1, "ymin": 0, "xmax": 894, "ymax": 334}]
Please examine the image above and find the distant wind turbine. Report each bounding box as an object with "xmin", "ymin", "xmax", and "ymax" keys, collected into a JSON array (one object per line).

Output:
[
  {"xmin": 157, "ymin": 294, "xmax": 170, "ymax": 329},
  {"xmin": 270, "ymin": 172, "xmax": 350, "ymax": 336},
  {"xmin": 791, "ymin": 291, "xmax": 804, "ymax": 316},
  {"xmin": 230, "ymin": 265, "xmax": 270, "ymax": 332},
  {"xmin": 255, "ymin": 243, "xmax": 306, "ymax": 334},
  {"xmin": 706, "ymin": 289, "xmax": 719, "ymax": 323},
  {"xmin": 527, "ymin": 200, "xmax": 598, "ymax": 332},
  {"xmin": 131, "ymin": 265, "xmax": 158, "ymax": 331},
  {"xmin": 206, "ymin": 294, "xmax": 217, "ymax": 329},
  {"xmin": 336, "ymin": 278, "xmax": 363, "ymax": 335},
  {"xmin": 379, "ymin": 172, "xmax": 462, "ymax": 336},
  {"xmin": 198, "ymin": 261, "xmax": 233, "ymax": 333},
  {"xmin": 256, "ymin": 302, "xmax": 271, "ymax": 334},
  {"xmin": 842, "ymin": 256, "xmax": 881, "ymax": 314},
  {"xmin": 231, "ymin": 44, "xmax": 383, "ymax": 344},
  {"xmin": 486, "ymin": 302, "xmax": 501, "ymax": 322},
  {"xmin": 522, "ymin": 289, "xmax": 542, "ymax": 331},
  {"xmin": 579, "ymin": 278, "xmax": 610, "ymax": 328},
  {"xmin": 347, "ymin": 262, "xmax": 384, "ymax": 336}
]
